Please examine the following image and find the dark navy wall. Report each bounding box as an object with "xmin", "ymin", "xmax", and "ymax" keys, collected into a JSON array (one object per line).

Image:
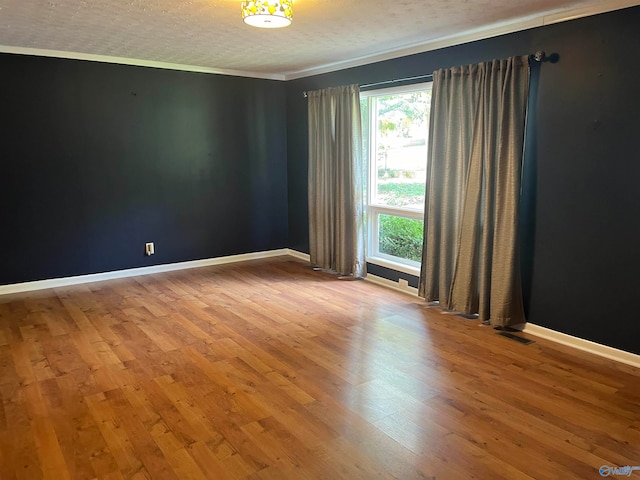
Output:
[
  {"xmin": 286, "ymin": 6, "xmax": 640, "ymax": 354},
  {"xmin": 0, "ymin": 55, "xmax": 288, "ymax": 284}
]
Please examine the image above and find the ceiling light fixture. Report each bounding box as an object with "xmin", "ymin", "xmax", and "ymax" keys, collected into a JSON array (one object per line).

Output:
[{"xmin": 241, "ymin": 1, "xmax": 293, "ymax": 28}]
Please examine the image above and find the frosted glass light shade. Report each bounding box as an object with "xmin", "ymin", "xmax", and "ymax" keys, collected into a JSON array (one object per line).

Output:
[{"xmin": 241, "ymin": 1, "xmax": 293, "ymax": 28}]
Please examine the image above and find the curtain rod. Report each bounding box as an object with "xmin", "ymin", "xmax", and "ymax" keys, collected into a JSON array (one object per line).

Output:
[
  {"xmin": 360, "ymin": 73, "xmax": 433, "ymax": 91},
  {"xmin": 302, "ymin": 51, "xmax": 547, "ymax": 97}
]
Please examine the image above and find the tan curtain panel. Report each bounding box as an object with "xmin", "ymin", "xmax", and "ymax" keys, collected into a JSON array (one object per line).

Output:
[
  {"xmin": 308, "ymin": 84, "xmax": 365, "ymax": 277},
  {"xmin": 419, "ymin": 56, "xmax": 530, "ymax": 326}
]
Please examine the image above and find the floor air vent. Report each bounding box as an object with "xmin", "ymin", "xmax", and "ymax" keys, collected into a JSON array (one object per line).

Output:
[{"xmin": 498, "ymin": 331, "xmax": 534, "ymax": 345}]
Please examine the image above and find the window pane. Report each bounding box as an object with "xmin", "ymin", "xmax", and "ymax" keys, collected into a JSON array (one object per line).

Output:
[
  {"xmin": 373, "ymin": 90, "xmax": 430, "ymax": 209},
  {"xmin": 378, "ymin": 214, "xmax": 424, "ymax": 263},
  {"xmin": 363, "ymin": 83, "xmax": 431, "ymax": 270}
]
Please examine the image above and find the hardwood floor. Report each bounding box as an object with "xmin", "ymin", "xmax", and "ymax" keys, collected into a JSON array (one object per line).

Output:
[{"xmin": 0, "ymin": 256, "xmax": 638, "ymax": 479}]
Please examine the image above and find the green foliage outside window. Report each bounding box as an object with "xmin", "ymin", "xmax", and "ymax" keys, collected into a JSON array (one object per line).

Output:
[{"xmin": 378, "ymin": 215, "xmax": 424, "ymax": 263}]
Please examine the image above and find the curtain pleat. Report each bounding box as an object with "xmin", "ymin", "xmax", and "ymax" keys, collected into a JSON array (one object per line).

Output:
[
  {"xmin": 308, "ymin": 85, "xmax": 365, "ymax": 277},
  {"xmin": 419, "ymin": 56, "xmax": 530, "ymax": 326}
]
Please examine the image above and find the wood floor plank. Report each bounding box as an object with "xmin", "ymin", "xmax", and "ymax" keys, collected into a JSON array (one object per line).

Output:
[
  {"xmin": 0, "ymin": 427, "xmax": 43, "ymax": 479},
  {"xmin": 39, "ymin": 376, "xmax": 114, "ymax": 479},
  {"xmin": 22, "ymin": 381, "xmax": 72, "ymax": 480},
  {"xmin": 85, "ymin": 391, "xmax": 147, "ymax": 478},
  {"xmin": 0, "ymin": 256, "xmax": 638, "ymax": 479}
]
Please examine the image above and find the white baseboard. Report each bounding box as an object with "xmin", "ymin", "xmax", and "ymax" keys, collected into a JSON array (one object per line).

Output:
[
  {"xmin": 286, "ymin": 250, "xmax": 311, "ymax": 262},
  {"xmin": 362, "ymin": 268, "xmax": 638, "ymax": 369},
  {"xmin": 365, "ymin": 273, "xmax": 419, "ymax": 296},
  {"xmin": 3, "ymin": 248, "xmax": 637, "ymax": 369},
  {"xmin": 523, "ymin": 323, "xmax": 640, "ymax": 369},
  {"xmin": 286, "ymin": 251, "xmax": 420, "ymax": 297},
  {"xmin": 0, "ymin": 249, "xmax": 290, "ymax": 296},
  {"xmin": 286, "ymin": 251, "xmax": 421, "ymax": 297}
]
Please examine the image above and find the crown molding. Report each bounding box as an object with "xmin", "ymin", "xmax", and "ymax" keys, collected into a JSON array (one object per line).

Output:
[
  {"xmin": 283, "ymin": 0, "xmax": 640, "ymax": 80},
  {"xmin": 542, "ymin": 0, "xmax": 640, "ymax": 24},
  {"xmin": 2, "ymin": 0, "xmax": 638, "ymax": 80},
  {"xmin": 283, "ymin": 15, "xmax": 542, "ymax": 80},
  {"xmin": 0, "ymin": 45, "xmax": 286, "ymax": 80}
]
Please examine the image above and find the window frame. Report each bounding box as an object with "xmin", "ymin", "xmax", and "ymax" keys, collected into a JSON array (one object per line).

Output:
[{"xmin": 361, "ymin": 82, "xmax": 432, "ymax": 276}]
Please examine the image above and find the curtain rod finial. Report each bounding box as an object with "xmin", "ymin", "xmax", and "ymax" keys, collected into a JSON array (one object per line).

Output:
[{"xmin": 531, "ymin": 50, "xmax": 546, "ymax": 62}]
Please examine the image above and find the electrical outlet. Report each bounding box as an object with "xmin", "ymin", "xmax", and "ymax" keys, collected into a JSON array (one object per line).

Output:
[{"xmin": 145, "ymin": 242, "xmax": 155, "ymax": 256}]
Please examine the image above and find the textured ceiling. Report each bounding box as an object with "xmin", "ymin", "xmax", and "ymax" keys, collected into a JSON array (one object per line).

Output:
[{"xmin": 0, "ymin": 0, "xmax": 635, "ymax": 79}]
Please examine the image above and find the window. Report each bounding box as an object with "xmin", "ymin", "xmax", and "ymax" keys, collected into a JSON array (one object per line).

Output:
[{"xmin": 361, "ymin": 83, "xmax": 432, "ymax": 274}]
